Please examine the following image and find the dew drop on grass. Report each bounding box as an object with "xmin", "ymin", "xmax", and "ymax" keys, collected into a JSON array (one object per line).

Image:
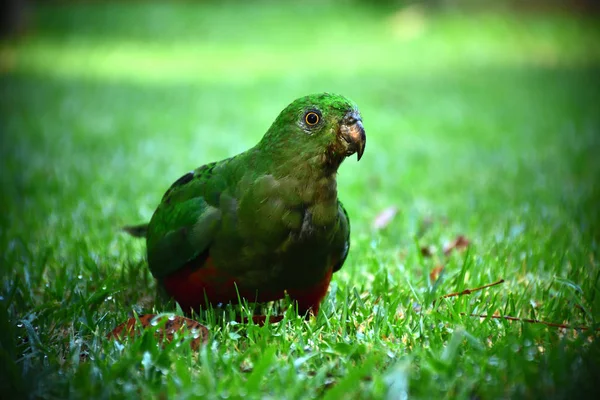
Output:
[
  {"xmin": 151, "ymin": 319, "xmax": 159, "ymax": 326},
  {"xmin": 168, "ymin": 315, "xmax": 175, "ymax": 321},
  {"xmin": 106, "ymin": 296, "xmax": 113, "ymax": 301},
  {"xmin": 509, "ymin": 223, "xmax": 525, "ymax": 239},
  {"xmin": 16, "ymin": 323, "xmax": 23, "ymax": 328},
  {"xmin": 141, "ymin": 351, "xmax": 152, "ymax": 369},
  {"xmin": 78, "ymin": 274, "xmax": 83, "ymax": 279}
]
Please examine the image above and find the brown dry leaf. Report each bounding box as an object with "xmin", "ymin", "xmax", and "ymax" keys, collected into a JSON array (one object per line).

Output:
[
  {"xmin": 108, "ymin": 314, "xmax": 209, "ymax": 350},
  {"xmin": 372, "ymin": 206, "xmax": 398, "ymax": 230},
  {"xmin": 443, "ymin": 235, "xmax": 471, "ymax": 256},
  {"xmin": 429, "ymin": 265, "xmax": 444, "ymax": 282},
  {"xmin": 420, "ymin": 246, "xmax": 433, "ymax": 258}
]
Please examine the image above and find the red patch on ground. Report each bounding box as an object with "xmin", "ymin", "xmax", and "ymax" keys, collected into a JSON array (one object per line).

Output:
[
  {"xmin": 429, "ymin": 265, "xmax": 445, "ymax": 282},
  {"xmin": 108, "ymin": 314, "xmax": 209, "ymax": 350},
  {"xmin": 443, "ymin": 235, "xmax": 471, "ymax": 256}
]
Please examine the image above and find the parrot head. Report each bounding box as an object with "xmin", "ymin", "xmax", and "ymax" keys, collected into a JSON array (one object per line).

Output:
[{"xmin": 259, "ymin": 93, "xmax": 366, "ymax": 170}]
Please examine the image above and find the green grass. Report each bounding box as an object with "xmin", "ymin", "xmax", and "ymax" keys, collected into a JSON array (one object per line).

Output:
[{"xmin": 1, "ymin": 1, "xmax": 599, "ymax": 398}]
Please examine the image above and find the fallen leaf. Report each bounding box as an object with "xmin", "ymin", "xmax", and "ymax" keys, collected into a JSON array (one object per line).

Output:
[
  {"xmin": 372, "ymin": 206, "xmax": 398, "ymax": 230},
  {"xmin": 108, "ymin": 314, "xmax": 209, "ymax": 350},
  {"xmin": 420, "ymin": 246, "xmax": 433, "ymax": 258},
  {"xmin": 443, "ymin": 235, "xmax": 471, "ymax": 256},
  {"xmin": 430, "ymin": 265, "xmax": 444, "ymax": 282}
]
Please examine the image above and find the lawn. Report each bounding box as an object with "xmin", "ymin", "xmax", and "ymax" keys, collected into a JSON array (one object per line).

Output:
[{"xmin": 1, "ymin": 1, "xmax": 599, "ymax": 398}]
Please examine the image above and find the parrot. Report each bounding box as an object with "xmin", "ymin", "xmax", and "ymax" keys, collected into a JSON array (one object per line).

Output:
[{"xmin": 124, "ymin": 93, "xmax": 366, "ymax": 320}]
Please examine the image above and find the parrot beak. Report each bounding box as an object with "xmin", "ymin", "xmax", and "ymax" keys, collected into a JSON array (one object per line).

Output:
[{"xmin": 340, "ymin": 111, "xmax": 366, "ymax": 161}]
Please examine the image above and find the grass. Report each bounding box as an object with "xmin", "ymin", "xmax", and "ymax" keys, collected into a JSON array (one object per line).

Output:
[{"xmin": 1, "ymin": 1, "xmax": 599, "ymax": 398}]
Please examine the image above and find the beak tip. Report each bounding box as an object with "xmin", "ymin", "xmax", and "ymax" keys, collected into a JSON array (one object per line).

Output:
[{"xmin": 356, "ymin": 137, "xmax": 365, "ymax": 161}]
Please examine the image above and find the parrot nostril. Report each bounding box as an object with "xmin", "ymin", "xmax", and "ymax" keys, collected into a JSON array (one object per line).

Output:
[{"xmin": 343, "ymin": 110, "xmax": 361, "ymax": 126}]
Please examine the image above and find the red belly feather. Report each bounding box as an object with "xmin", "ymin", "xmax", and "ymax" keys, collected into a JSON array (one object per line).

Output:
[{"xmin": 162, "ymin": 256, "xmax": 333, "ymax": 316}]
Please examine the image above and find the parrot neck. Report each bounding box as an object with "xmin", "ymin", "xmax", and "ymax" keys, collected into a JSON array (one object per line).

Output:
[
  {"xmin": 256, "ymin": 145, "xmax": 340, "ymax": 182},
  {"xmin": 252, "ymin": 129, "xmax": 345, "ymax": 203},
  {"xmin": 279, "ymin": 152, "xmax": 339, "ymax": 207},
  {"xmin": 247, "ymin": 145, "xmax": 340, "ymax": 204}
]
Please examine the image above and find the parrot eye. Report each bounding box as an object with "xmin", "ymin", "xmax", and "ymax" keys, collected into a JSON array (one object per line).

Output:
[{"xmin": 304, "ymin": 111, "xmax": 320, "ymax": 126}]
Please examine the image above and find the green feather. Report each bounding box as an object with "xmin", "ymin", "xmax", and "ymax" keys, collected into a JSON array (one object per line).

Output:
[{"xmin": 141, "ymin": 93, "xmax": 364, "ymax": 293}]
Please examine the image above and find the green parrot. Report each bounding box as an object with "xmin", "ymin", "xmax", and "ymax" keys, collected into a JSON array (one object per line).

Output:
[{"xmin": 125, "ymin": 93, "xmax": 366, "ymax": 318}]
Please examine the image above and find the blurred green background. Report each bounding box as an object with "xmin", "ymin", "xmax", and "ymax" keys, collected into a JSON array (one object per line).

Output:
[
  {"xmin": 1, "ymin": 0, "xmax": 599, "ymax": 398},
  {"xmin": 2, "ymin": 0, "xmax": 598, "ymax": 237}
]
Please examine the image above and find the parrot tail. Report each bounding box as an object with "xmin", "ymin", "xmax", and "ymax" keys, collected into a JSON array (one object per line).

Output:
[{"xmin": 122, "ymin": 223, "xmax": 149, "ymax": 238}]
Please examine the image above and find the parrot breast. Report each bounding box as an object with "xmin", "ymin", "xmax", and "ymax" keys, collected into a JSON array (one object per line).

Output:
[{"xmin": 159, "ymin": 170, "xmax": 343, "ymax": 315}]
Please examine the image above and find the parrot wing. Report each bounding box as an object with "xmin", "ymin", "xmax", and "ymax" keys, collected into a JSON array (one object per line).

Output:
[
  {"xmin": 146, "ymin": 170, "xmax": 223, "ymax": 280},
  {"xmin": 332, "ymin": 201, "xmax": 351, "ymax": 273}
]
